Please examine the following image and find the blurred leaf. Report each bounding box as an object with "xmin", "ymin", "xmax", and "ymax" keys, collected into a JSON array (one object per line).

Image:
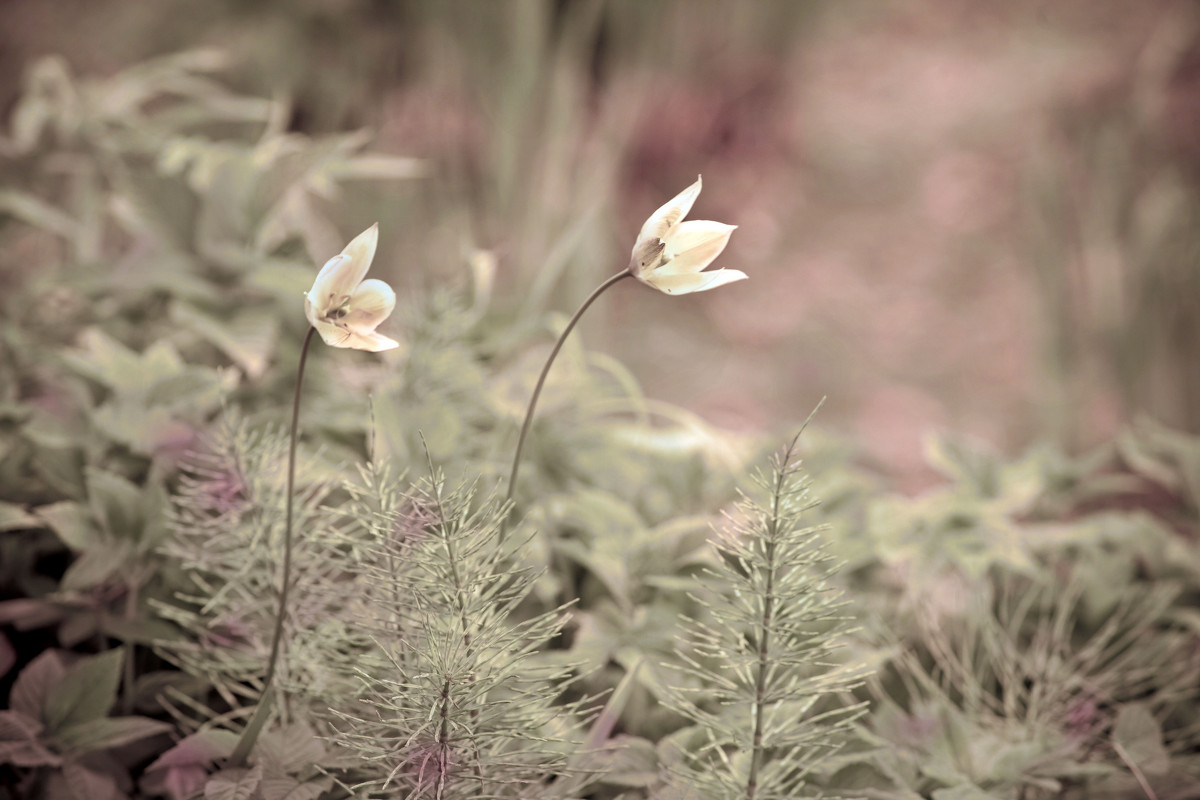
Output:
[
  {"xmin": 58, "ymin": 608, "xmax": 102, "ymax": 649},
  {"xmin": 58, "ymin": 761, "xmax": 122, "ymax": 800},
  {"xmin": 0, "ymin": 632, "xmax": 13, "ymax": 676},
  {"xmin": 92, "ymin": 404, "xmax": 185, "ymax": 456},
  {"xmin": 1112, "ymin": 702, "xmax": 1169, "ymax": 777},
  {"xmin": 145, "ymin": 367, "xmax": 230, "ymax": 411},
  {"xmin": 931, "ymin": 785, "xmax": 996, "ymax": 800},
  {"xmin": 27, "ymin": 445, "xmax": 85, "ymax": 501},
  {"xmin": 122, "ymin": 166, "xmax": 200, "ymax": 250},
  {"xmin": 142, "ymin": 728, "xmax": 237, "ymax": 799},
  {"xmin": 117, "ymin": 249, "xmax": 217, "ymax": 303},
  {"xmin": 553, "ymin": 537, "xmax": 629, "ymax": 609},
  {"xmin": 64, "ymin": 329, "xmax": 184, "ymax": 396},
  {"xmin": 924, "ymin": 432, "xmax": 998, "ymax": 497},
  {"xmin": 329, "ymin": 152, "xmax": 426, "ymax": 181},
  {"xmin": 255, "ymin": 721, "xmax": 326, "ymax": 776},
  {"xmin": 205, "ymin": 764, "xmax": 263, "ymax": 800},
  {"xmin": 53, "ymin": 715, "xmax": 171, "ymax": 754},
  {"xmin": 0, "ymin": 598, "xmax": 66, "ymax": 631},
  {"xmin": 581, "ymin": 734, "xmax": 659, "ymax": 788},
  {"xmin": 44, "ymin": 649, "xmax": 123, "ymax": 731},
  {"xmin": 100, "ymin": 612, "xmax": 187, "ymax": 646},
  {"xmin": 245, "ymin": 257, "xmax": 315, "ymax": 301},
  {"xmin": 8, "ymin": 57, "xmax": 76, "ymax": 153},
  {"xmin": 171, "ymin": 302, "xmax": 279, "ymax": 380},
  {"xmin": 60, "ymin": 540, "xmax": 134, "ymax": 591},
  {"xmin": 145, "ymin": 728, "xmax": 238, "ymax": 770},
  {"xmin": 826, "ymin": 760, "xmax": 914, "ymax": 796},
  {"xmin": 85, "ymin": 467, "xmax": 143, "ymax": 540},
  {"xmin": 9, "ymin": 649, "xmax": 67, "ymax": 721},
  {"xmin": 374, "ymin": 392, "xmax": 463, "ymax": 466},
  {"xmin": 986, "ymin": 740, "xmax": 1050, "ymax": 782},
  {"xmin": 259, "ymin": 777, "xmax": 333, "ymax": 800},
  {"xmin": 35, "ymin": 501, "xmax": 91, "ymax": 549},
  {"xmin": 0, "ymin": 711, "xmax": 60, "ymax": 767},
  {"xmin": 919, "ymin": 707, "xmax": 975, "ymax": 787},
  {"xmin": 0, "ymin": 501, "xmax": 38, "ymax": 532},
  {"xmin": 0, "ymin": 190, "xmax": 79, "ymax": 239}
]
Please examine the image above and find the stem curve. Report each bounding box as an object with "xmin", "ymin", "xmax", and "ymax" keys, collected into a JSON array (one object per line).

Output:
[{"xmin": 506, "ymin": 270, "xmax": 632, "ymax": 507}]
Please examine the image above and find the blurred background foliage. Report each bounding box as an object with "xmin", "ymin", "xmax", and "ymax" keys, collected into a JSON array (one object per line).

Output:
[
  {"xmin": 4, "ymin": 0, "xmax": 1200, "ymax": 489},
  {"xmin": 2, "ymin": 1, "xmax": 1200, "ymax": 797}
]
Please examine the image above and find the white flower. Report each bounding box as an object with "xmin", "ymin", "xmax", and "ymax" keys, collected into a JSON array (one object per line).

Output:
[
  {"xmin": 628, "ymin": 175, "xmax": 746, "ymax": 295},
  {"xmin": 304, "ymin": 223, "xmax": 400, "ymax": 352}
]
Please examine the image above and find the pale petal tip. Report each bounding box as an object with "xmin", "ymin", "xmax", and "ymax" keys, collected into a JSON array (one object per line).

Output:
[{"xmin": 343, "ymin": 223, "xmax": 380, "ymax": 254}]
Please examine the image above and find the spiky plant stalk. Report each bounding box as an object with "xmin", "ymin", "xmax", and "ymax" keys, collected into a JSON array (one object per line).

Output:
[
  {"xmin": 331, "ymin": 463, "xmax": 583, "ymax": 798},
  {"xmin": 663, "ymin": 411, "xmax": 867, "ymax": 800}
]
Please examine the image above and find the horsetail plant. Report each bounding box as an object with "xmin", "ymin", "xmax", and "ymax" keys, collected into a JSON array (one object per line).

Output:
[
  {"xmin": 660, "ymin": 412, "xmax": 868, "ymax": 800},
  {"xmin": 326, "ymin": 455, "xmax": 584, "ymax": 797}
]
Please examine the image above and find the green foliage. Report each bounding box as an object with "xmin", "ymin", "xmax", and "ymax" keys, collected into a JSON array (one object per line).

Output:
[
  {"xmin": 157, "ymin": 413, "xmax": 346, "ymax": 706},
  {"xmin": 656, "ymin": 429, "xmax": 866, "ymax": 800},
  {"xmin": 0, "ymin": 49, "xmax": 419, "ymax": 506},
  {"xmin": 849, "ymin": 429, "xmax": 1200, "ymax": 798},
  {"xmin": 0, "ymin": 649, "xmax": 171, "ymax": 797},
  {"xmin": 326, "ymin": 461, "xmax": 582, "ymax": 797},
  {"xmin": 2, "ymin": 24, "xmax": 1200, "ymax": 800}
]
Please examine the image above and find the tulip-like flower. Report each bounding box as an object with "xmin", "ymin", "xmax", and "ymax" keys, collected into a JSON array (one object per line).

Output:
[
  {"xmin": 504, "ymin": 175, "xmax": 747, "ymax": 512},
  {"xmin": 628, "ymin": 175, "xmax": 746, "ymax": 295},
  {"xmin": 232, "ymin": 222, "xmax": 399, "ymax": 766},
  {"xmin": 304, "ymin": 223, "xmax": 400, "ymax": 352}
]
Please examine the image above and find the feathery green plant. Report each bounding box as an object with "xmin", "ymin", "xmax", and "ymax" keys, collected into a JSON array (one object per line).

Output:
[
  {"xmin": 659, "ymin": 419, "xmax": 868, "ymax": 800},
  {"xmin": 155, "ymin": 412, "xmax": 348, "ymax": 727},
  {"xmin": 869, "ymin": 570, "xmax": 1200, "ymax": 797},
  {"xmin": 326, "ymin": 455, "xmax": 583, "ymax": 798}
]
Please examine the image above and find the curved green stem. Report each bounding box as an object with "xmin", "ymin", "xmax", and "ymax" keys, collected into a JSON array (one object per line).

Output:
[
  {"xmin": 230, "ymin": 325, "xmax": 317, "ymax": 766},
  {"xmin": 506, "ymin": 270, "xmax": 632, "ymax": 507}
]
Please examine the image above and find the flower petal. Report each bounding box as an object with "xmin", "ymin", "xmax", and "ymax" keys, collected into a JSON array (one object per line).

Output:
[
  {"xmin": 341, "ymin": 330, "xmax": 401, "ymax": 352},
  {"xmin": 341, "ymin": 279, "xmax": 397, "ymax": 333},
  {"xmin": 307, "ymin": 254, "xmax": 360, "ymax": 317},
  {"xmin": 305, "ymin": 224, "xmax": 379, "ymax": 314},
  {"xmin": 629, "ymin": 236, "xmax": 667, "ymax": 277},
  {"xmin": 658, "ymin": 221, "xmax": 737, "ymax": 275},
  {"xmin": 339, "ymin": 223, "xmax": 379, "ymax": 275},
  {"xmin": 642, "ymin": 268, "xmax": 748, "ymax": 295},
  {"xmin": 312, "ymin": 319, "xmax": 400, "ymax": 352},
  {"xmin": 312, "ymin": 318, "xmax": 350, "ymax": 348},
  {"xmin": 636, "ymin": 175, "xmax": 702, "ymax": 246},
  {"xmin": 303, "ymin": 293, "xmax": 322, "ymax": 329}
]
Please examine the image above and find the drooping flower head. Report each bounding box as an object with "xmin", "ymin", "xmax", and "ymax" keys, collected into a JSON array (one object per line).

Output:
[
  {"xmin": 628, "ymin": 175, "xmax": 746, "ymax": 295},
  {"xmin": 304, "ymin": 223, "xmax": 400, "ymax": 352}
]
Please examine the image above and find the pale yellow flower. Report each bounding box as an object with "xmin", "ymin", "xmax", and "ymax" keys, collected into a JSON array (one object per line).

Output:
[
  {"xmin": 628, "ymin": 175, "xmax": 745, "ymax": 295},
  {"xmin": 304, "ymin": 223, "xmax": 400, "ymax": 352}
]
